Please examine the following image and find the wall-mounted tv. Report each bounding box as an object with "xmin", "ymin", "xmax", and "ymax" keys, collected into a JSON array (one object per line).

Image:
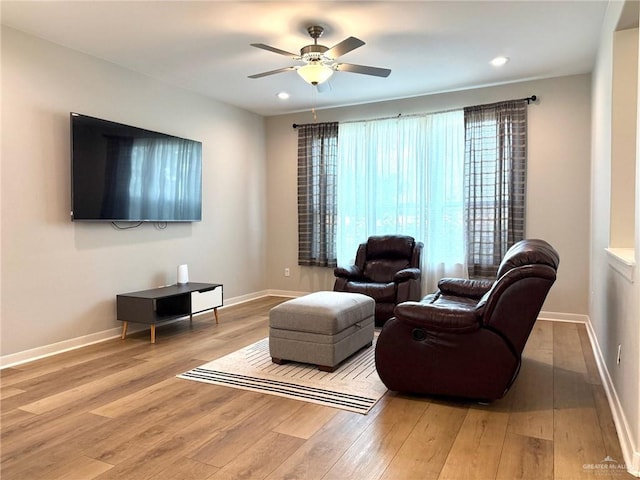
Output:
[{"xmin": 70, "ymin": 113, "xmax": 202, "ymax": 222}]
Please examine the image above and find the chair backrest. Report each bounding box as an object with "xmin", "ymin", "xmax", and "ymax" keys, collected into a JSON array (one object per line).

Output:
[
  {"xmin": 496, "ymin": 238, "xmax": 560, "ymax": 279},
  {"xmin": 356, "ymin": 235, "xmax": 418, "ymax": 283},
  {"xmin": 479, "ymin": 239, "xmax": 559, "ymax": 353}
]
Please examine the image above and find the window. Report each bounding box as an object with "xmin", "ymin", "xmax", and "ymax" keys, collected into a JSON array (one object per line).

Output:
[
  {"xmin": 336, "ymin": 111, "xmax": 467, "ymax": 291},
  {"xmin": 296, "ymin": 99, "xmax": 528, "ymax": 287}
]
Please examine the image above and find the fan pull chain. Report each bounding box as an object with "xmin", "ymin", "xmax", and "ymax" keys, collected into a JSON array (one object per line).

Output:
[{"xmin": 311, "ymin": 84, "xmax": 318, "ymax": 122}]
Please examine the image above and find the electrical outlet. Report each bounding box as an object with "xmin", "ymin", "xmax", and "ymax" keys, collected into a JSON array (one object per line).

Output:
[
  {"xmin": 617, "ymin": 344, "xmax": 622, "ymax": 365},
  {"xmin": 284, "ymin": 268, "xmax": 290, "ymax": 277}
]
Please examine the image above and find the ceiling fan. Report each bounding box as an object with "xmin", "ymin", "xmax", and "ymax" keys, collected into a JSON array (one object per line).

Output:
[{"xmin": 248, "ymin": 26, "xmax": 391, "ymax": 87}]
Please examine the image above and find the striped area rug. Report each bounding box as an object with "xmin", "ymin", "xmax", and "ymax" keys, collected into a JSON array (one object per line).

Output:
[{"xmin": 178, "ymin": 336, "xmax": 387, "ymax": 415}]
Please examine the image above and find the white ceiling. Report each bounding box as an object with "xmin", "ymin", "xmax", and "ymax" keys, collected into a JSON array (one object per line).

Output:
[{"xmin": 2, "ymin": 1, "xmax": 608, "ymax": 116}]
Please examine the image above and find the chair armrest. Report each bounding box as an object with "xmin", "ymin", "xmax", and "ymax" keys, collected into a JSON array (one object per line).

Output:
[
  {"xmin": 394, "ymin": 267, "xmax": 421, "ymax": 283},
  {"xmin": 437, "ymin": 278, "xmax": 493, "ymax": 299},
  {"xmin": 334, "ymin": 265, "xmax": 363, "ymax": 279},
  {"xmin": 394, "ymin": 301, "xmax": 481, "ymax": 333}
]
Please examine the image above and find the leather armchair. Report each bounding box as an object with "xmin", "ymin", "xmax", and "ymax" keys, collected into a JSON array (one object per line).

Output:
[
  {"xmin": 375, "ymin": 239, "xmax": 559, "ymax": 402},
  {"xmin": 334, "ymin": 235, "xmax": 423, "ymax": 326}
]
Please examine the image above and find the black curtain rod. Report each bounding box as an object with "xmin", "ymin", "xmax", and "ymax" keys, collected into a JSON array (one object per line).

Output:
[{"xmin": 292, "ymin": 94, "xmax": 538, "ymax": 128}]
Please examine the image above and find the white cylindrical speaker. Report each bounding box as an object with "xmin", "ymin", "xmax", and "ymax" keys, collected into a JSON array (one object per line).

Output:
[{"xmin": 177, "ymin": 264, "xmax": 189, "ymax": 284}]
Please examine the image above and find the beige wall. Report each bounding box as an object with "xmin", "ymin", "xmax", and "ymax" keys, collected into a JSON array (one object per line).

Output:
[
  {"xmin": 1, "ymin": 27, "xmax": 268, "ymax": 358},
  {"xmin": 611, "ymin": 27, "xmax": 638, "ymax": 248},
  {"xmin": 266, "ymin": 74, "xmax": 592, "ymax": 316},
  {"xmin": 590, "ymin": 1, "xmax": 640, "ymax": 473}
]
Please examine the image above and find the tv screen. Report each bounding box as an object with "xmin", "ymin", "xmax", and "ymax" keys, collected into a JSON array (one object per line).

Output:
[{"xmin": 70, "ymin": 113, "xmax": 202, "ymax": 222}]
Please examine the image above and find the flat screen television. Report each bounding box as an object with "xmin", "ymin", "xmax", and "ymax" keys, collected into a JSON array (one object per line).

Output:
[{"xmin": 70, "ymin": 113, "xmax": 202, "ymax": 222}]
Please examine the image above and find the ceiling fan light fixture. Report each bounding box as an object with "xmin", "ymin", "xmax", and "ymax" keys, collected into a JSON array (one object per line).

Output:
[{"xmin": 297, "ymin": 63, "xmax": 334, "ymax": 85}]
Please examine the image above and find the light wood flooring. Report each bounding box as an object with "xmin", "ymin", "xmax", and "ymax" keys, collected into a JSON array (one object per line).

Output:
[{"xmin": 0, "ymin": 296, "xmax": 634, "ymax": 480}]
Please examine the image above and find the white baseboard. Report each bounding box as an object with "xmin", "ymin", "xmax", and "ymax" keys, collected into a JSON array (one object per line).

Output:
[
  {"xmin": 0, "ymin": 291, "xmax": 302, "ymax": 370},
  {"xmin": 264, "ymin": 289, "xmax": 308, "ymax": 298},
  {"xmin": 538, "ymin": 310, "xmax": 589, "ymax": 323},
  {"xmin": 0, "ymin": 326, "xmax": 129, "ymax": 369},
  {"xmin": 583, "ymin": 317, "xmax": 640, "ymax": 477},
  {"xmin": 0, "ymin": 304, "xmax": 603, "ymax": 370}
]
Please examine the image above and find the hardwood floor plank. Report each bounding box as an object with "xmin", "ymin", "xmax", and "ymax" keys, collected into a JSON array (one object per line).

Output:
[
  {"xmin": 1, "ymin": 443, "xmax": 80, "ymax": 480},
  {"xmin": 0, "ymin": 339, "xmax": 150, "ymax": 387},
  {"xmin": 18, "ymin": 357, "xmax": 201, "ymax": 415},
  {"xmin": 577, "ymin": 323, "xmax": 602, "ymax": 385},
  {"xmin": 554, "ymin": 408, "xmax": 613, "ymax": 480},
  {"xmin": 553, "ymin": 322, "xmax": 612, "ymax": 480},
  {"xmin": 207, "ymin": 431, "xmax": 304, "ymax": 480},
  {"xmin": 323, "ymin": 395, "xmax": 429, "ymax": 480},
  {"xmin": 379, "ymin": 399, "xmax": 467, "ymax": 480},
  {"xmin": 49, "ymin": 454, "xmax": 114, "ymax": 480},
  {"xmin": 553, "ymin": 322, "xmax": 588, "ymax": 376},
  {"xmin": 93, "ymin": 436, "xmax": 193, "ymax": 480},
  {"xmin": 496, "ymin": 432, "xmax": 553, "ymax": 480},
  {"xmin": 591, "ymin": 384, "xmax": 628, "ymax": 465},
  {"xmin": 2, "ymin": 355, "xmax": 147, "ymax": 412},
  {"xmin": 148, "ymin": 456, "xmax": 219, "ymax": 480},
  {"xmin": 265, "ymin": 396, "xmax": 392, "ymax": 480},
  {"xmin": 437, "ymin": 405, "xmax": 511, "ymax": 480},
  {"xmin": 0, "ymin": 386, "xmax": 25, "ymax": 401},
  {"xmin": 189, "ymin": 395, "xmax": 304, "ymax": 467},
  {"xmin": 1, "ymin": 411, "xmax": 111, "ymax": 466},
  {"xmin": 272, "ymin": 402, "xmax": 339, "ymax": 440},
  {"xmin": 507, "ymin": 345, "xmax": 554, "ymax": 441},
  {"xmin": 81, "ymin": 420, "xmax": 173, "ymax": 466},
  {"xmin": 525, "ymin": 320, "xmax": 554, "ymax": 352},
  {"xmin": 0, "ymin": 406, "xmax": 35, "ymax": 430}
]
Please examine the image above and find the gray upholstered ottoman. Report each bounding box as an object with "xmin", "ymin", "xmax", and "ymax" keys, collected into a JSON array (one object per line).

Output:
[{"xmin": 269, "ymin": 291, "xmax": 375, "ymax": 372}]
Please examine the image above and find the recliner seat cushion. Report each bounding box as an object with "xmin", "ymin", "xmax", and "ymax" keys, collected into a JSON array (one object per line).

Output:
[
  {"xmin": 344, "ymin": 281, "xmax": 396, "ymax": 302},
  {"xmin": 363, "ymin": 259, "xmax": 411, "ymax": 283}
]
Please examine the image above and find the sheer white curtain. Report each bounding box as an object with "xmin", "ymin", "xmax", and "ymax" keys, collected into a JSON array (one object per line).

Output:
[{"xmin": 336, "ymin": 110, "xmax": 467, "ymax": 293}]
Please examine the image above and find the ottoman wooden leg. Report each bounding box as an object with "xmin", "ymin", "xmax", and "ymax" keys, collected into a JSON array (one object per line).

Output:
[
  {"xmin": 318, "ymin": 365, "xmax": 337, "ymax": 373},
  {"xmin": 272, "ymin": 357, "xmax": 289, "ymax": 365}
]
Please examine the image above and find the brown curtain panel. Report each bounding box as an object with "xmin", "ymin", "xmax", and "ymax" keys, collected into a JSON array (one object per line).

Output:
[
  {"xmin": 297, "ymin": 122, "xmax": 339, "ymax": 267},
  {"xmin": 464, "ymin": 100, "xmax": 527, "ymax": 278}
]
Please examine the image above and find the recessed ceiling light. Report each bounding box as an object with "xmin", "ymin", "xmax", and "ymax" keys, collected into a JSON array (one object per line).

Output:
[
  {"xmin": 490, "ymin": 56, "xmax": 509, "ymax": 67},
  {"xmin": 277, "ymin": 92, "xmax": 290, "ymax": 100}
]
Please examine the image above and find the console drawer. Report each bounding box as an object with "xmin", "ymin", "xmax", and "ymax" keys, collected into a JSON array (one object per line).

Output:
[{"xmin": 191, "ymin": 287, "xmax": 223, "ymax": 313}]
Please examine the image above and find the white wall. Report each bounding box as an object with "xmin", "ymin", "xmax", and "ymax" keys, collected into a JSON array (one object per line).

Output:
[
  {"xmin": 265, "ymin": 74, "xmax": 592, "ymax": 316},
  {"xmin": 590, "ymin": 2, "xmax": 640, "ymax": 474},
  {"xmin": 1, "ymin": 27, "xmax": 268, "ymax": 359}
]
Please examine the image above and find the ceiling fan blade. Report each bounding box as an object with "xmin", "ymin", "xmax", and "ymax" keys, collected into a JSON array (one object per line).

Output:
[
  {"xmin": 248, "ymin": 66, "xmax": 297, "ymax": 79},
  {"xmin": 336, "ymin": 63, "xmax": 391, "ymax": 78},
  {"xmin": 250, "ymin": 43, "xmax": 300, "ymax": 59},
  {"xmin": 316, "ymin": 81, "xmax": 332, "ymax": 93},
  {"xmin": 325, "ymin": 36, "xmax": 365, "ymax": 59}
]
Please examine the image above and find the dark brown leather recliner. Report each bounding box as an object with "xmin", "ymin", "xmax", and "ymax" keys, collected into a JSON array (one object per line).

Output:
[
  {"xmin": 333, "ymin": 235, "xmax": 423, "ymax": 326},
  {"xmin": 375, "ymin": 239, "xmax": 559, "ymax": 402}
]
